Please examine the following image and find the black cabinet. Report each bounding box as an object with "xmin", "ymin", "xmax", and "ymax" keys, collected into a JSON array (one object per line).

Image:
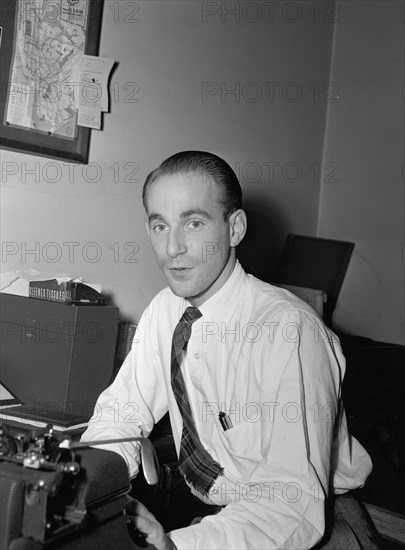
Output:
[
  {"xmin": 340, "ymin": 334, "xmax": 405, "ymax": 514},
  {"xmin": 0, "ymin": 294, "xmax": 118, "ymax": 418}
]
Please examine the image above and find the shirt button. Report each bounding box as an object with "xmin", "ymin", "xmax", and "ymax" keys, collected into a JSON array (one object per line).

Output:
[{"xmin": 194, "ymin": 353, "xmax": 200, "ymax": 360}]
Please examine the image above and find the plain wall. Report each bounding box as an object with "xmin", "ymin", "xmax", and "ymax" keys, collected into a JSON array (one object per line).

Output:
[
  {"xmin": 319, "ymin": 0, "xmax": 404, "ymax": 344},
  {"xmin": 1, "ymin": 1, "xmax": 334, "ymax": 322}
]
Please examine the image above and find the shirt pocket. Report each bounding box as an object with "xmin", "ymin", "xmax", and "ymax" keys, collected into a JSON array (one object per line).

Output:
[{"xmin": 220, "ymin": 420, "xmax": 262, "ymax": 481}]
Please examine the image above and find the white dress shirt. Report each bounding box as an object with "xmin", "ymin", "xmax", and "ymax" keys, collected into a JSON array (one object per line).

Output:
[{"xmin": 82, "ymin": 261, "xmax": 372, "ymax": 549}]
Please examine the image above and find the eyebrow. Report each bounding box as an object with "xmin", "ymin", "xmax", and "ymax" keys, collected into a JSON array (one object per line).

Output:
[
  {"xmin": 148, "ymin": 208, "xmax": 213, "ymax": 224},
  {"xmin": 181, "ymin": 208, "xmax": 213, "ymax": 219},
  {"xmin": 148, "ymin": 213, "xmax": 165, "ymax": 224}
]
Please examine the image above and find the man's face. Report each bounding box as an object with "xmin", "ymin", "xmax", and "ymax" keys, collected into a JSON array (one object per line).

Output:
[{"xmin": 145, "ymin": 172, "xmax": 235, "ymax": 306}]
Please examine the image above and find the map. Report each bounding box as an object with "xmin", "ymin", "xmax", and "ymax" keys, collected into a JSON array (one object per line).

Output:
[{"xmin": 6, "ymin": 0, "xmax": 89, "ymax": 138}]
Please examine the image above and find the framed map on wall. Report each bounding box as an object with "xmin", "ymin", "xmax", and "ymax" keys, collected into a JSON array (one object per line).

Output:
[{"xmin": 0, "ymin": 0, "xmax": 104, "ymax": 163}]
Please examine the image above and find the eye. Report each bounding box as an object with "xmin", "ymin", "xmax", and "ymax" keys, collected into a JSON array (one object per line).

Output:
[
  {"xmin": 152, "ymin": 223, "xmax": 168, "ymax": 233},
  {"xmin": 187, "ymin": 220, "xmax": 204, "ymax": 230}
]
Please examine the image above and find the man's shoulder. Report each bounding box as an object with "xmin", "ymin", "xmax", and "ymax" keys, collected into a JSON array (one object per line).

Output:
[
  {"xmin": 144, "ymin": 285, "xmax": 183, "ymax": 315},
  {"xmin": 244, "ymin": 272, "xmax": 319, "ymax": 322},
  {"xmin": 243, "ymin": 273, "xmax": 339, "ymax": 349}
]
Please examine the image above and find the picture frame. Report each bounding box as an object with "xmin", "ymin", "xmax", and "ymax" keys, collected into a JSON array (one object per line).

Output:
[{"xmin": 0, "ymin": 0, "xmax": 104, "ymax": 164}]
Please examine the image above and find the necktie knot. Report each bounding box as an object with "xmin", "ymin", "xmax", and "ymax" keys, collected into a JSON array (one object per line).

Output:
[
  {"xmin": 180, "ymin": 306, "xmax": 202, "ymax": 325},
  {"xmin": 176, "ymin": 307, "xmax": 202, "ymax": 350}
]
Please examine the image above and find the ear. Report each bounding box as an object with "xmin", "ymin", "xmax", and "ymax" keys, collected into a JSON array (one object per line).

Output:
[{"xmin": 228, "ymin": 209, "xmax": 247, "ymax": 247}]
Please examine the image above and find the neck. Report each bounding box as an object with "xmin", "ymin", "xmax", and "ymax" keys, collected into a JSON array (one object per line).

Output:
[{"xmin": 188, "ymin": 249, "xmax": 237, "ymax": 307}]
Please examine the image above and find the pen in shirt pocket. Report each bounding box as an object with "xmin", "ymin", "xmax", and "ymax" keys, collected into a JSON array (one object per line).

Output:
[{"xmin": 219, "ymin": 411, "xmax": 233, "ymax": 431}]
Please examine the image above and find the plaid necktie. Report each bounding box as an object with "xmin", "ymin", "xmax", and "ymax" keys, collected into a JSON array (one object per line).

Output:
[{"xmin": 171, "ymin": 307, "xmax": 224, "ymax": 495}]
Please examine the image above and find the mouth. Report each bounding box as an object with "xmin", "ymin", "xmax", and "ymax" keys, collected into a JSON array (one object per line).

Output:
[{"xmin": 167, "ymin": 267, "xmax": 193, "ymax": 277}]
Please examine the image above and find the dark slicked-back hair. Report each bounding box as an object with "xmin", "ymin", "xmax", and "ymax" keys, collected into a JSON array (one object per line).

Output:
[{"xmin": 142, "ymin": 151, "xmax": 243, "ymax": 220}]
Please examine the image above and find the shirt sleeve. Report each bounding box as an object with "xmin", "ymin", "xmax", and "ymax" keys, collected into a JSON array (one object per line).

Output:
[
  {"xmin": 168, "ymin": 310, "xmax": 372, "ymax": 549},
  {"xmin": 80, "ymin": 297, "xmax": 168, "ymax": 478}
]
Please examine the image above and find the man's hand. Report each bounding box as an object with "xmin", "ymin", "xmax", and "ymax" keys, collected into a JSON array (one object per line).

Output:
[{"xmin": 127, "ymin": 499, "xmax": 177, "ymax": 550}]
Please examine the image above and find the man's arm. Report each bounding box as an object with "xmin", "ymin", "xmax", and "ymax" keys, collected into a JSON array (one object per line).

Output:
[{"xmin": 81, "ymin": 301, "xmax": 168, "ymax": 478}]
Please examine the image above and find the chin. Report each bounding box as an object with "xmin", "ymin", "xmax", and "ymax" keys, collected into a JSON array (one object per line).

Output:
[{"xmin": 167, "ymin": 282, "xmax": 194, "ymax": 299}]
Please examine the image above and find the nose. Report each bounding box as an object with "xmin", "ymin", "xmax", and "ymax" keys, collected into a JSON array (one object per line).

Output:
[{"xmin": 166, "ymin": 227, "xmax": 187, "ymax": 258}]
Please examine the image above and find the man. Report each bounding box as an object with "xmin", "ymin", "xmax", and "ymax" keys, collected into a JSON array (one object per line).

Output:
[{"xmin": 82, "ymin": 151, "xmax": 373, "ymax": 549}]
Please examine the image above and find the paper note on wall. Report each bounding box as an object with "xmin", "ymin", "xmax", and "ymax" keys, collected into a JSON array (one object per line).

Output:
[{"xmin": 77, "ymin": 55, "xmax": 115, "ymax": 129}]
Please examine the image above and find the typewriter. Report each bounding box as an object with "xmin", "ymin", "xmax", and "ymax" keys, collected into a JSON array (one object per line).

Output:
[{"xmin": 0, "ymin": 424, "xmax": 159, "ymax": 550}]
